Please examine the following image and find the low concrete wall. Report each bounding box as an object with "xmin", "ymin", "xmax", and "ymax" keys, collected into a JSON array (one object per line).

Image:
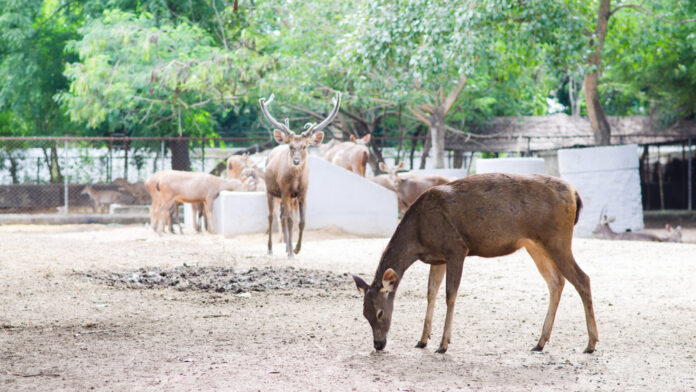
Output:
[
  {"xmin": 558, "ymin": 144, "xmax": 644, "ymax": 237},
  {"xmin": 186, "ymin": 156, "xmax": 399, "ymax": 237},
  {"xmin": 475, "ymin": 157, "xmax": 546, "ymax": 175},
  {"xmin": 409, "ymin": 168, "xmax": 468, "ymax": 179}
]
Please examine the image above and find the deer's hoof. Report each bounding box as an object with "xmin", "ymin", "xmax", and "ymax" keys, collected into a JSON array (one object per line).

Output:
[
  {"xmin": 435, "ymin": 347, "xmax": 447, "ymax": 354},
  {"xmin": 531, "ymin": 344, "xmax": 544, "ymax": 352},
  {"xmin": 583, "ymin": 347, "xmax": 595, "ymax": 354},
  {"xmin": 415, "ymin": 341, "xmax": 427, "ymax": 349},
  {"xmin": 293, "ymin": 246, "xmax": 301, "ymax": 254}
]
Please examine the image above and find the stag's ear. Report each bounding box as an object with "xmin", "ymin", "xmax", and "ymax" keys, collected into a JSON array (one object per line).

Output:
[
  {"xmin": 351, "ymin": 274, "xmax": 369, "ymax": 295},
  {"xmin": 381, "ymin": 268, "xmax": 399, "ymax": 294},
  {"xmin": 350, "ymin": 135, "xmax": 356, "ymax": 142},
  {"xmin": 396, "ymin": 161, "xmax": 405, "ymax": 170},
  {"xmin": 273, "ymin": 129, "xmax": 287, "ymax": 144},
  {"xmin": 310, "ymin": 131, "xmax": 324, "ymax": 145},
  {"xmin": 379, "ymin": 162, "xmax": 388, "ymax": 172},
  {"xmin": 363, "ymin": 134, "xmax": 371, "ymax": 143}
]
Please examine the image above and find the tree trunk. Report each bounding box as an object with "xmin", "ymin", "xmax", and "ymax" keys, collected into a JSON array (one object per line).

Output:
[
  {"xmin": 585, "ymin": 0, "xmax": 612, "ymax": 146},
  {"xmin": 429, "ymin": 109, "xmax": 447, "ymax": 168},
  {"xmin": 9, "ymin": 154, "xmax": 19, "ymax": 184},
  {"xmin": 452, "ymin": 150, "xmax": 464, "ymax": 169},
  {"xmin": 42, "ymin": 145, "xmax": 63, "ymax": 184},
  {"xmin": 420, "ymin": 129, "xmax": 431, "ymax": 170},
  {"xmin": 170, "ymin": 138, "xmax": 191, "ymax": 171}
]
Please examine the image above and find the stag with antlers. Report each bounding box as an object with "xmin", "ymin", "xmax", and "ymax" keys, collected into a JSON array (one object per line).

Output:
[{"xmin": 259, "ymin": 92, "xmax": 341, "ymax": 257}]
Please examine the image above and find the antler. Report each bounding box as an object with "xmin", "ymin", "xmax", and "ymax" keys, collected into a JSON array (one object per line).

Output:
[
  {"xmin": 303, "ymin": 92, "xmax": 342, "ymax": 136},
  {"xmin": 259, "ymin": 94, "xmax": 291, "ymax": 134}
]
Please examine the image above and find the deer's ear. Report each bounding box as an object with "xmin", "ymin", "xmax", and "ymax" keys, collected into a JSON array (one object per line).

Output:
[
  {"xmin": 609, "ymin": 216, "xmax": 616, "ymax": 223},
  {"xmin": 311, "ymin": 131, "xmax": 324, "ymax": 145},
  {"xmin": 379, "ymin": 162, "xmax": 388, "ymax": 172},
  {"xmin": 381, "ymin": 268, "xmax": 399, "ymax": 294},
  {"xmin": 273, "ymin": 129, "xmax": 287, "ymax": 144},
  {"xmin": 363, "ymin": 134, "xmax": 371, "ymax": 143},
  {"xmin": 396, "ymin": 161, "xmax": 405, "ymax": 170},
  {"xmin": 351, "ymin": 274, "xmax": 369, "ymax": 295},
  {"xmin": 350, "ymin": 135, "xmax": 356, "ymax": 142}
]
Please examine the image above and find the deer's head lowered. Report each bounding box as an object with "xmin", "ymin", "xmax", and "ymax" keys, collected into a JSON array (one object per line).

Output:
[
  {"xmin": 259, "ymin": 93, "xmax": 342, "ymax": 167},
  {"xmin": 352, "ymin": 268, "xmax": 399, "ymax": 351}
]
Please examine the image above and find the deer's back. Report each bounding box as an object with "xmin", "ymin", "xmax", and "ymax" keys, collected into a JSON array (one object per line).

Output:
[{"xmin": 410, "ymin": 173, "xmax": 579, "ymax": 257}]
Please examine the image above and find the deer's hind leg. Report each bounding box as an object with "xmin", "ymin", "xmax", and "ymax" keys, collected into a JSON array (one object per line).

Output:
[
  {"xmin": 539, "ymin": 241, "xmax": 598, "ymax": 354},
  {"xmin": 416, "ymin": 263, "xmax": 446, "ymax": 348},
  {"xmin": 524, "ymin": 242, "xmax": 566, "ymax": 352}
]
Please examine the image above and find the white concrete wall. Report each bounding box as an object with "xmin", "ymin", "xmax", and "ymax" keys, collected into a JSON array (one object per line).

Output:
[
  {"xmin": 475, "ymin": 157, "xmax": 546, "ymax": 175},
  {"xmin": 409, "ymin": 168, "xmax": 468, "ymax": 179},
  {"xmin": 185, "ymin": 155, "xmax": 398, "ymax": 237},
  {"xmin": 558, "ymin": 144, "xmax": 644, "ymax": 238}
]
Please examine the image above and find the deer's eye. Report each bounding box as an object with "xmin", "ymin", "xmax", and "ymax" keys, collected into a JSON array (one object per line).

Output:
[{"xmin": 376, "ymin": 309, "xmax": 384, "ymax": 321}]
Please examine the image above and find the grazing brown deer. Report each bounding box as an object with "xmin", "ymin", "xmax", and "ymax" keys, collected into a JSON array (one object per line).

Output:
[
  {"xmin": 111, "ymin": 178, "xmax": 151, "ymax": 204},
  {"xmin": 260, "ymin": 92, "xmax": 341, "ymax": 257},
  {"xmin": 328, "ymin": 134, "xmax": 371, "ymax": 177},
  {"xmin": 379, "ymin": 161, "xmax": 450, "ymax": 213},
  {"xmin": 352, "ymin": 173, "xmax": 598, "ymax": 354}
]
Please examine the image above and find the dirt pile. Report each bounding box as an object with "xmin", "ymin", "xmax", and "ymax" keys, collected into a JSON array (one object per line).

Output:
[{"xmin": 76, "ymin": 265, "xmax": 351, "ymax": 293}]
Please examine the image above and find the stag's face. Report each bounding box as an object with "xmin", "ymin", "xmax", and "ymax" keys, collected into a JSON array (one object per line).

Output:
[
  {"xmin": 352, "ymin": 269, "xmax": 399, "ymax": 351},
  {"xmin": 274, "ymin": 130, "xmax": 324, "ymax": 168}
]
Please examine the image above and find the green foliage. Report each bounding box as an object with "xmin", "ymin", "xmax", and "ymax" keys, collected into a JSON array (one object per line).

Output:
[{"xmin": 58, "ymin": 9, "xmax": 268, "ymax": 137}]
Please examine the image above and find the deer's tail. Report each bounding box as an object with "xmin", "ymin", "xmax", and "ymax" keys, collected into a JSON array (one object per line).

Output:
[
  {"xmin": 574, "ymin": 190, "xmax": 583, "ymax": 225},
  {"xmin": 155, "ymin": 181, "xmax": 160, "ymax": 192}
]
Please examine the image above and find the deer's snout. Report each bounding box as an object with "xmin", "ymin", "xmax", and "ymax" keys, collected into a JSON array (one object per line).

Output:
[
  {"xmin": 292, "ymin": 157, "xmax": 301, "ymax": 166},
  {"xmin": 373, "ymin": 340, "xmax": 386, "ymax": 351}
]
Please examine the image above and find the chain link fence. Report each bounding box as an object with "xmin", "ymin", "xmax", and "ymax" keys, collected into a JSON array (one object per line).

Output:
[{"xmin": 0, "ymin": 137, "xmax": 267, "ymax": 214}]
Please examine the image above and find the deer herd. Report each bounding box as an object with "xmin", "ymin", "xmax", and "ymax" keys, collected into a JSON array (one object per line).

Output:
[{"xmin": 74, "ymin": 93, "xmax": 688, "ymax": 356}]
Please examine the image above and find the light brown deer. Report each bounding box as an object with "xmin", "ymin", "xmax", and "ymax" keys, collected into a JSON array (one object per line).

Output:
[
  {"xmin": 152, "ymin": 170, "xmax": 244, "ymax": 233},
  {"xmin": 592, "ymin": 213, "xmax": 663, "ymax": 242},
  {"xmin": 352, "ymin": 173, "xmax": 598, "ymax": 354},
  {"xmin": 112, "ymin": 178, "xmax": 151, "ymax": 204},
  {"xmin": 226, "ymin": 153, "xmax": 252, "ymax": 179},
  {"xmin": 260, "ymin": 92, "xmax": 341, "ymax": 257},
  {"xmin": 663, "ymin": 224, "xmax": 682, "ymax": 243},
  {"xmin": 328, "ymin": 134, "xmax": 371, "ymax": 177},
  {"xmin": 80, "ymin": 186, "xmax": 124, "ymax": 213},
  {"xmin": 379, "ymin": 161, "xmax": 450, "ymax": 213}
]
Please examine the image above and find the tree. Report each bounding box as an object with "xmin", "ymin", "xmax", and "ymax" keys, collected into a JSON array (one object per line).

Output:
[{"xmin": 58, "ymin": 9, "xmax": 268, "ymax": 169}]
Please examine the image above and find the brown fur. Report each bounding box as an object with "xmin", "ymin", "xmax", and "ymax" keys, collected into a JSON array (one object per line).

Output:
[
  {"xmin": 80, "ymin": 186, "xmax": 124, "ymax": 213},
  {"xmin": 379, "ymin": 161, "xmax": 450, "ymax": 214},
  {"xmin": 328, "ymin": 135, "xmax": 371, "ymax": 177},
  {"xmin": 352, "ymin": 173, "xmax": 598, "ymax": 355},
  {"xmin": 151, "ymin": 170, "xmax": 244, "ymax": 234}
]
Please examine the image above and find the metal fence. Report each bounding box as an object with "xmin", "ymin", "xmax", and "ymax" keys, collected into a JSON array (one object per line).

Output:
[{"xmin": 0, "ymin": 136, "xmax": 267, "ymax": 214}]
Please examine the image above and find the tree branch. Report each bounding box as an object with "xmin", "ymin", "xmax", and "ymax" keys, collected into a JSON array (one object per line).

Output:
[
  {"xmin": 610, "ymin": 4, "xmax": 696, "ymax": 24},
  {"xmin": 442, "ymin": 75, "xmax": 468, "ymax": 114}
]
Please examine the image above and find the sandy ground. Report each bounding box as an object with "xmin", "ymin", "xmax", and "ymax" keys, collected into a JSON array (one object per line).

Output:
[{"xmin": 1, "ymin": 224, "xmax": 695, "ymax": 391}]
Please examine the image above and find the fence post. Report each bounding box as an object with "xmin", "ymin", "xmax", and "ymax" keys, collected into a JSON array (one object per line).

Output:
[
  {"xmin": 689, "ymin": 138, "xmax": 692, "ymax": 211},
  {"xmin": 64, "ymin": 139, "xmax": 69, "ymax": 214},
  {"xmin": 161, "ymin": 138, "xmax": 165, "ymax": 171}
]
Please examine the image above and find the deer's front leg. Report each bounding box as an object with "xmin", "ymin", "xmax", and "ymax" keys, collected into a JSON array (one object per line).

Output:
[
  {"xmin": 416, "ymin": 263, "xmax": 446, "ymax": 348},
  {"xmin": 280, "ymin": 198, "xmax": 293, "ymax": 258},
  {"xmin": 294, "ymin": 197, "xmax": 305, "ymax": 255},
  {"xmin": 437, "ymin": 254, "xmax": 466, "ymax": 354}
]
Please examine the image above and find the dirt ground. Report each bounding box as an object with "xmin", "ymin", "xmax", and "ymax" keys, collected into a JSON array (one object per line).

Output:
[{"xmin": 1, "ymin": 224, "xmax": 695, "ymax": 391}]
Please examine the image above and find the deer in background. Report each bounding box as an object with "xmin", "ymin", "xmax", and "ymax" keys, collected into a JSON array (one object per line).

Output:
[
  {"xmin": 592, "ymin": 210, "xmax": 663, "ymax": 242},
  {"xmin": 80, "ymin": 186, "xmax": 125, "ymax": 213},
  {"xmin": 325, "ymin": 134, "xmax": 371, "ymax": 177},
  {"xmin": 111, "ymin": 178, "xmax": 151, "ymax": 204},
  {"xmin": 260, "ymin": 92, "xmax": 341, "ymax": 257},
  {"xmin": 352, "ymin": 173, "xmax": 598, "ymax": 354},
  {"xmin": 150, "ymin": 170, "xmax": 244, "ymax": 234},
  {"xmin": 663, "ymin": 224, "xmax": 682, "ymax": 243},
  {"xmin": 379, "ymin": 161, "xmax": 451, "ymax": 214},
  {"xmin": 226, "ymin": 153, "xmax": 252, "ymax": 179}
]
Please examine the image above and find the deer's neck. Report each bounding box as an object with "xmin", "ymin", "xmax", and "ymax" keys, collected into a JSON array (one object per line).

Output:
[
  {"xmin": 602, "ymin": 224, "xmax": 617, "ymax": 239},
  {"xmin": 372, "ymin": 215, "xmax": 419, "ymax": 289}
]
